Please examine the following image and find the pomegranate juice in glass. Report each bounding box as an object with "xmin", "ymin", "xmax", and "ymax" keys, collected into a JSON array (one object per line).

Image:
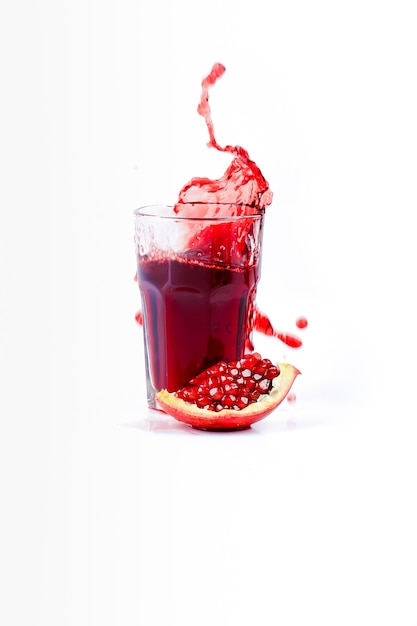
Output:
[{"xmin": 134, "ymin": 204, "xmax": 264, "ymax": 408}]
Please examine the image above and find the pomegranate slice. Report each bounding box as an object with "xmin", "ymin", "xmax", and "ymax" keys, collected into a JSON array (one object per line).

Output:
[{"xmin": 155, "ymin": 354, "xmax": 301, "ymax": 430}]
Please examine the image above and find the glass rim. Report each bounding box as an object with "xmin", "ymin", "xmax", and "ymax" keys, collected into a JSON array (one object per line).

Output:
[{"xmin": 134, "ymin": 204, "xmax": 264, "ymax": 222}]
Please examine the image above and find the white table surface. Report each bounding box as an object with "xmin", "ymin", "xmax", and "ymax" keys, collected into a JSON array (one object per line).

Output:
[{"xmin": 2, "ymin": 317, "xmax": 416, "ymax": 625}]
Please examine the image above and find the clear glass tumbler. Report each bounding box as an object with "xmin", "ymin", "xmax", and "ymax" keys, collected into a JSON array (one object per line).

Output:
[{"xmin": 134, "ymin": 204, "xmax": 264, "ymax": 408}]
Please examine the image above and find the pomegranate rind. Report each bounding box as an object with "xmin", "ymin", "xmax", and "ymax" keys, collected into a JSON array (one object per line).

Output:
[{"xmin": 155, "ymin": 363, "xmax": 301, "ymax": 430}]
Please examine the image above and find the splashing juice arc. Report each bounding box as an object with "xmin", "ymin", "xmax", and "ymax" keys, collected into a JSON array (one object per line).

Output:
[{"xmin": 174, "ymin": 63, "xmax": 272, "ymax": 216}]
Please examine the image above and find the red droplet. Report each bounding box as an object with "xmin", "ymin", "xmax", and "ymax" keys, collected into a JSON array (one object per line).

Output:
[
  {"xmin": 296, "ymin": 316, "xmax": 308, "ymax": 329},
  {"xmin": 135, "ymin": 311, "xmax": 143, "ymax": 325},
  {"xmin": 287, "ymin": 392, "xmax": 296, "ymax": 403},
  {"xmin": 253, "ymin": 307, "xmax": 302, "ymax": 348},
  {"xmin": 276, "ymin": 333, "xmax": 303, "ymax": 348}
]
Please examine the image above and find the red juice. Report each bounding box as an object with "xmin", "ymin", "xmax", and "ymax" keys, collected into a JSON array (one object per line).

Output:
[{"xmin": 138, "ymin": 253, "xmax": 260, "ymax": 394}]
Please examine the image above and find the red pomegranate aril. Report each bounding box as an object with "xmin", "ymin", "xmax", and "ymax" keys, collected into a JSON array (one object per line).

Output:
[
  {"xmin": 240, "ymin": 352, "xmax": 261, "ymax": 367},
  {"xmin": 189, "ymin": 363, "xmax": 226, "ymax": 384},
  {"xmin": 209, "ymin": 387, "xmax": 223, "ymax": 400},
  {"xmin": 265, "ymin": 366, "xmax": 280, "ymax": 379},
  {"xmin": 257, "ymin": 378, "xmax": 271, "ymax": 392},
  {"xmin": 180, "ymin": 388, "xmax": 198, "ymax": 401},
  {"xmin": 236, "ymin": 397, "xmax": 249, "ymax": 409},
  {"xmin": 196, "ymin": 396, "xmax": 211, "ymax": 409},
  {"xmin": 244, "ymin": 378, "xmax": 257, "ymax": 391},
  {"xmin": 252, "ymin": 361, "xmax": 267, "ymax": 376},
  {"xmin": 224, "ymin": 382, "xmax": 239, "ymax": 394},
  {"xmin": 240, "ymin": 384, "xmax": 252, "ymax": 396}
]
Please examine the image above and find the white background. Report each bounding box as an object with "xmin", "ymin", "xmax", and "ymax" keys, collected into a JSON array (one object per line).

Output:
[{"xmin": 1, "ymin": 1, "xmax": 417, "ymax": 624}]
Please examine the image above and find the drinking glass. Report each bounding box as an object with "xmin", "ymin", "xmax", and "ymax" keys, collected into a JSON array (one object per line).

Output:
[{"xmin": 134, "ymin": 204, "xmax": 264, "ymax": 408}]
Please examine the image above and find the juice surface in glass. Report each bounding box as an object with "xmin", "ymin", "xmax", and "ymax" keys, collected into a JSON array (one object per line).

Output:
[{"xmin": 135, "ymin": 207, "xmax": 264, "ymax": 407}]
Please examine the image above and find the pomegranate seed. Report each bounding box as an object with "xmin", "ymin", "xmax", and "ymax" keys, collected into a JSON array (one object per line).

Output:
[
  {"xmin": 245, "ymin": 378, "xmax": 256, "ymax": 391},
  {"xmin": 265, "ymin": 366, "xmax": 280, "ymax": 380},
  {"xmin": 209, "ymin": 387, "xmax": 223, "ymax": 400},
  {"xmin": 224, "ymin": 382, "xmax": 239, "ymax": 394},
  {"xmin": 236, "ymin": 397, "xmax": 249, "ymax": 409},
  {"xmin": 196, "ymin": 397, "xmax": 211, "ymax": 409},
  {"xmin": 253, "ymin": 362, "xmax": 267, "ymax": 375},
  {"xmin": 240, "ymin": 353, "xmax": 261, "ymax": 367},
  {"xmin": 257, "ymin": 379, "xmax": 271, "ymax": 393}
]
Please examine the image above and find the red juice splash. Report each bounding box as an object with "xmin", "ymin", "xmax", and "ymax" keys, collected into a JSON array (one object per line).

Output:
[
  {"xmin": 253, "ymin": 308, "xmax": 303, "ymax": 349},
  {"xmin": 175, "ymin": 63, "xmax": 273, "ymax": 216}
]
